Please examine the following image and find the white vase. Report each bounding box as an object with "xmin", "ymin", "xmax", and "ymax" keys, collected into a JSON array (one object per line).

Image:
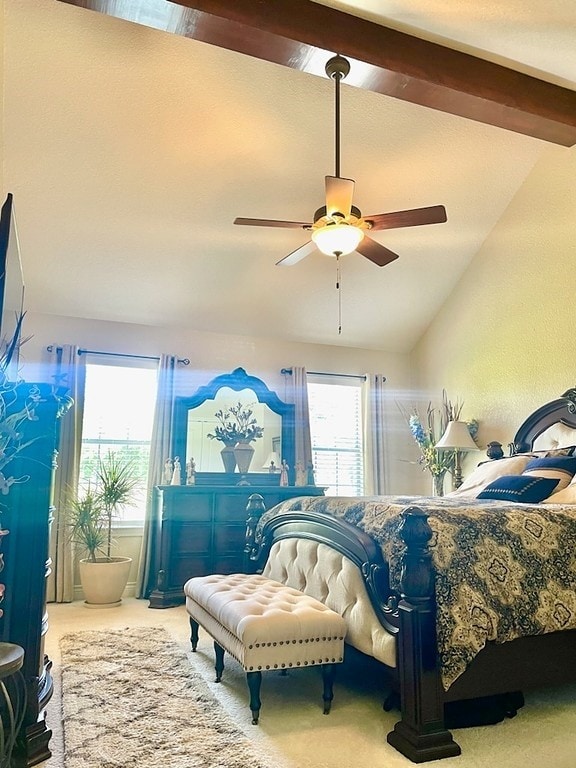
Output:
[{"xmin": 79, "ymin": 556, "xmax": 132, "ymax": 608}]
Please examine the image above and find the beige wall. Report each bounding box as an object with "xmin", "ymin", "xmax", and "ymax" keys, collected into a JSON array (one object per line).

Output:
[{"xmin": 412, "ymin": 143, "xmax": 576, "ymax": 460}]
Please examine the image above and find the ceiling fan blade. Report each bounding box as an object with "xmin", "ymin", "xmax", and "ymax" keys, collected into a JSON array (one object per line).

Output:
[
  {"xmin": 355, "ymin": 235, "xmax": 400, "ymax": 267},
  {"xmin": 325, "ymin": 176, "xmax": 355, "ymax": 218},
  {"xmin": 234, "ymin": 217, "xmax": 311, "ymax": 229},
  {"xmin": 365, "ymin": 205, "xmax": 447, "ymax": 231},
  {"xmin": 276, "ymin": 240, "xmax": 317, "ymax": 267}
]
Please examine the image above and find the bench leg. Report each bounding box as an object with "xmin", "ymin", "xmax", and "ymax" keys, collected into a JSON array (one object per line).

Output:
[
  {"xmin": 247, "ymin": 671, "xmax": 262, "ymax": 725},
  {"xmin": 321, "ymin": 663, "xmax": 336, "ymax": 714},
  {"xmin": 214, "ymin": 641, "xmax": 225, "ymax": 682},
  {"xmin": 189, "ymin": 618, "xmax": 199, "ymax": 651}
]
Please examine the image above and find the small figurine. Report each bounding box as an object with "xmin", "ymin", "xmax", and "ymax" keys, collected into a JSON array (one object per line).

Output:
[
  {"xmin": 171, "ymin": 456, "xmax": 181, "ymax": 485},
  {"xmin": 268, "ymin": 460, "xmax": 278, "ymax": 474},
  {"xmin": 163, "ymin": 458, "xmax": 173, "ymax": 485},
  {"xmin": 186, "ymin": 457, "xmax": 196, "ymax": 485},
  {"xmin": 280, "ymin": 459, "xmax": 289, "ymax": 487},
  {"xmin": 306, "ymin": 461, "xmax": 316, "ymax": 486}
]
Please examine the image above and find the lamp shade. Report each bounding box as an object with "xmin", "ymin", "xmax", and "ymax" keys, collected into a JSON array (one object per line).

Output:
[
  {"xmin": 312, "ymin": 222, "xmax": 364, "ymax": 256},
  {"xmin": 436, "ymin": 421, "xmax": 478, "ymax": 451}
]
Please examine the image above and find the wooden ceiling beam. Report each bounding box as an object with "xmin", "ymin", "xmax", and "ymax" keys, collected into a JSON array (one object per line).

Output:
[{"xmin": 58, "ymin": 0, "xmax": 576, "ymax": 146}]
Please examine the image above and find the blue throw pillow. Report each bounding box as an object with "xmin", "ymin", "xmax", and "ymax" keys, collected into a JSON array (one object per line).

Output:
[
  {"xmin": 522, "ymin": 456, "xmax": 576, "ymax": 491},
  {"xmin": 477, "ymin": 475, "xmax": 559, "ymax": 502}
]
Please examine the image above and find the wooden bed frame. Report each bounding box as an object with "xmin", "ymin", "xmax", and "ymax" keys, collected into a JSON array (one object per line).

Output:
[{"xmin": 244, "ymin": 388, "xmax": 576, "ymax": 763}]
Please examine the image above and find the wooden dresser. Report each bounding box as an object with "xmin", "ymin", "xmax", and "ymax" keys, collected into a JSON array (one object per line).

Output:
[{"xmin": 148, "ymin": 482, "xmax": 324, "ymax": 608}]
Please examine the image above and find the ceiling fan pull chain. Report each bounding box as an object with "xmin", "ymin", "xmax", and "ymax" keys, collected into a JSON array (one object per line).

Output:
[
  {"xmin": 334, "ymin": 66, "xmax": 341, "ymax": 179},
  {"xmin": 336, "ymin": 254, "xmax": 342, "ymax": 334}
]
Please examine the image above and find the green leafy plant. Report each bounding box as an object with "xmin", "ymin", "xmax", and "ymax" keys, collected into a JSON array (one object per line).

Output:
[{"xmin": 67, "ymin": 452, "xmax": 138, "ymax": 562}]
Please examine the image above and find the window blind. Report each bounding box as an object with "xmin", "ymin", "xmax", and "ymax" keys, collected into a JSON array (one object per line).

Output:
[{"xmin": 307, "ymin": 380, "xmax": 364, "ymax": 495}]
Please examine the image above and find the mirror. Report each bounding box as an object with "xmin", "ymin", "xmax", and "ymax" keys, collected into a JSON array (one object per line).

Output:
[{"xmin": 172, "ymin": 368, "xmax": 295, "ymax": 484}]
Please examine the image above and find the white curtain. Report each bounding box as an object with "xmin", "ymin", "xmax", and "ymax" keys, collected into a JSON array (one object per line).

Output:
[
  {"xmin": 46, "ymin": 344, "xmax": 86, "ymax": 603},
  {"xmin": 285, "ymin": 366, "xmax": 313, "ymax": 485},
  {"xmin": 362, "ymin": 373, "xmax": 387, "ymax": 495},
  {"xmin": 137, "ymin": 354, "xmax": 178, "ymax": 598}
]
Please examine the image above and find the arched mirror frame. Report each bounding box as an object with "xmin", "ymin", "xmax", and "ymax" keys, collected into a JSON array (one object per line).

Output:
[{"xmin": 171, "ymin": 367, "xmax": 296, "ymax": 485}]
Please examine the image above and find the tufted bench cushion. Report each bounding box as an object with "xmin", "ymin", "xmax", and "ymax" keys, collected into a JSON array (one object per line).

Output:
[{"xmin": 184, "ymin": 573, "xmax": 346, "ymax": 723}]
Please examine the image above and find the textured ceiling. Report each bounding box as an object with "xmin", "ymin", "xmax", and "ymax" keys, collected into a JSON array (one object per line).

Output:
[{"xmin": 3, "ymin": 0, "xmax": 575, "ymax": 351}]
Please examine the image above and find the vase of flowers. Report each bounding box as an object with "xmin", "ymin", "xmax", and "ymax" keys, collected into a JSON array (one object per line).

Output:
[
  {"xmin": 207, "ymin": 403, "xmax": 264, "ymax": 473},
  {"xmin": 401, "ymin": 391, "xmax": 477, "ymax": 496}
]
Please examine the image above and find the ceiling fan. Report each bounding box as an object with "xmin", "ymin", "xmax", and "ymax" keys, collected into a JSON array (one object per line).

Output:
[{"xmin": 234, "ymin": 55, "xmax": 447, "ymax": 267}]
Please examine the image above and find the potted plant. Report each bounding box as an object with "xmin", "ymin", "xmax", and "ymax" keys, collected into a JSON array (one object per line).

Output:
[
  {"xmin": 229, "ymin": 402, "xmax": 264, "ymax": 473},
  {"xmin": 207, "ymin": 408, "xmax": 242, "ymax": 472},
  {"xmin": 207, "ymin": 403, "xmax": 264, "ymax": 473},
  {"xmin": 67, "ymin": 452, "xmax": 138, "ymax": 606}
]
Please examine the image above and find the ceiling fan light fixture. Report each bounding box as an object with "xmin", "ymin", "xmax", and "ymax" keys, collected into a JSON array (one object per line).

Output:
[{"xmin": 312, "ymin": 222, "xmax": 364, "ymax": 256}]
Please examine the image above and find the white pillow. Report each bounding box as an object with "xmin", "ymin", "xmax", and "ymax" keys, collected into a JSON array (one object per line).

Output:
[{"xmin": 445, "ymin": 455, "xmax": 533, "ymax": 498}]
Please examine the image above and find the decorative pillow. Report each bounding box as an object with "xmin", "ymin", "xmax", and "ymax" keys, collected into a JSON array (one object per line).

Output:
[
  {"xmin": 445, "ymin": 455, "xmax": 533, "ymax": 498},
  {"xmin": 477, "ymin": 475, "xmax": 559, "ymax": 503},
  {"xmin": 522, "ymin": 456, "xmax": 576, "ymax": 492},
  {"xmin": 543, "ymin": 461, "xmax": 576, "ymax": 502},
  {"xmin": 521, "ymin": 447, "xmax": 576, "ymax": 458},
  {"xmin": 544, "ymin": 446, "xmax": 576, "ymax": 457},
  {"xmin": 543, "ymin": 484, "xmax": 576, "ymax": 504}
]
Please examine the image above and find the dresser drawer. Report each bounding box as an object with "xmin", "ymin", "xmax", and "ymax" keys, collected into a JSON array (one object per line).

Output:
[
  {"xmin": 169, "ymin": 494, "xmax": 212, "ymax": 521},
  {"xmin": 214, "ymin": 523, "xmax": 246, "ymax": 552},
  {"xmin": 172, "ymin": 523, "xmax": 212, "ymax": 554},
  {"xmin": 214, "ymin": 495, "xmax": 250, "ymax": 522}
]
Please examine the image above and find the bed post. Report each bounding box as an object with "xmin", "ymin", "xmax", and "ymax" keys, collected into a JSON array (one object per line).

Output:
[
  {"xmin": 386, "ymin": 506, "xmax": 461, "ymax": 762},
  {"xmin": 244, "ymin": 493, "xmax": 267, "ymax": 572}
]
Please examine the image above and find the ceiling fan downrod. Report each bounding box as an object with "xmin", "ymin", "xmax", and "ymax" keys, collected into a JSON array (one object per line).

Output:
[{"xmin": 325, "ymin": 55, "xmax": 350, "ymax": 180}]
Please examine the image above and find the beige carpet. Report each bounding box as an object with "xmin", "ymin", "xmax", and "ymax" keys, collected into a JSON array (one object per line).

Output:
[
  {"xmin": 43, "ymin": 599, "xmax": 576, "ymax": 768},
  {"xmin": 60, "ymin": 625, "xmax": 286, "ymax": 768}
]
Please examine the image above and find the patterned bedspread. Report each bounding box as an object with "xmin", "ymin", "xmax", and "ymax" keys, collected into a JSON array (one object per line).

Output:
[{"xmin": 259, "ymin": 495, "xmax": 576, "ymax": 690}]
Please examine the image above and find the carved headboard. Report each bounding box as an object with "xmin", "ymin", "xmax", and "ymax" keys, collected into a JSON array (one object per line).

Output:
[{"xmin": 511, "ymin": 388, "xmax": 576, "ymax": 454}]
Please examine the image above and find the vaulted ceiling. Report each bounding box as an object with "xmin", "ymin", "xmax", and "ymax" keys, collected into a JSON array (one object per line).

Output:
[{"xmin": 3, "ymin": 0, "xmax": 576, "ymax": 351}]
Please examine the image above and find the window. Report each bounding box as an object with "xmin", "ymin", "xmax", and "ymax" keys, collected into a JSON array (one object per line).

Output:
[
  {"xmin": 79, "ymin": 362, "xmax": 158, "ymax": 524},
  {"xmin": 307, "ymin": 378, "xmax": 363, "ymax": 496}
]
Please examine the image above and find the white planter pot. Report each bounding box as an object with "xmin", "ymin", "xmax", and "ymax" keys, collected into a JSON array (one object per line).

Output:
[{"xmin": 79, "ymin": 556, "xmax": 132, "ymax": 608}]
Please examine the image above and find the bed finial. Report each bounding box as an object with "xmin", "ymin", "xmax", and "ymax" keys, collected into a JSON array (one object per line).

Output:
[{"xmin": 561, "ymin": 388, "xmax": 576, "ymax": 414}]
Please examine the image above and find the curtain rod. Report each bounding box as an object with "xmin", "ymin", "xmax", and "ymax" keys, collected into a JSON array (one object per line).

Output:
[
  {"xmin": 280, "ymin": 367, "xmax": 369, "ymax": 381},
  {"xmin": 46, "ymin": 346, "xmax": 190, "ymax": 365}
]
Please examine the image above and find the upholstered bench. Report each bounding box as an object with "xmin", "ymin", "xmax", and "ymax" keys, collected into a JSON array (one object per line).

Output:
[{"xmin": 184, "ymin": 573, "xmax": 346, "ymax": 724}]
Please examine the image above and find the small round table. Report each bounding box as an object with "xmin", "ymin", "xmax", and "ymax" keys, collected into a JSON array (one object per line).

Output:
[{"xmin": 0, "ymin": 642, "xmax": 26, "ymax": 767}]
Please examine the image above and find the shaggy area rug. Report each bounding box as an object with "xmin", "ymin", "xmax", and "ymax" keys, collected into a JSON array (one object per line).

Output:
[{"xmin": 60, "ymin": 626, "xmax": 277, "ymax": 768}]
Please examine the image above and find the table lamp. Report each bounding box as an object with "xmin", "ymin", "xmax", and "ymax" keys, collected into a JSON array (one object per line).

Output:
[
  {"xmin": 263, "ymin": 452, "xmax": 281, "ymax": 473},
  {"xmin": 436, "ymin": 421, "xmax": 478, "ymax": 488}
]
